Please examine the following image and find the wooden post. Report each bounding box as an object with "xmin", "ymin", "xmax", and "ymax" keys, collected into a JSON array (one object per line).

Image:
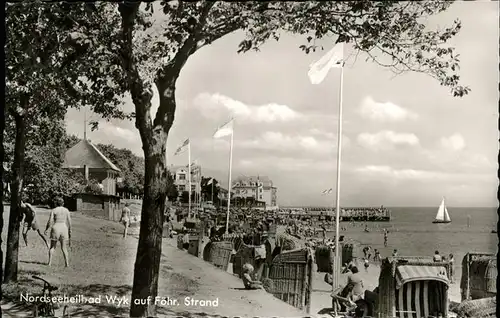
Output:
[
  {"xmin": 444, "ymin": 284, "xmax": 449, "ymax": 318},
  {"xmin": 306, "ymin": 257, "xmax": 313, "ymax": 314},
  {"xmin": 466, "ymin": 253, "xmax": 470, "ymax": 300},
  {"xmin": 301, "ymin": 259, "xmax": 307, "ymax": 311}
]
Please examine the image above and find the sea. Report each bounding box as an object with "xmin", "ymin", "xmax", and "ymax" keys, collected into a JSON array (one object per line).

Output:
[
  {"xmin": 306, "ymin": 207, "xmax": 498, "ymax": 307},
  {"xmin": 309, "ymin": 206, "xmax": 498, "ymax": 265}
]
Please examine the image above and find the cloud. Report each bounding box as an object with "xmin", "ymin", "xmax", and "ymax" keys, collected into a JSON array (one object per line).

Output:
[
  {"xmin": 240, "ymin": 131, "xmax": 334, "ymax": 154},
  {"xmin": 99, "ymin": 123, "xmax": 138, "ymax": 141},
  {"xmin": 462, "ymin": 154, "xmax": 493, "ymax": 168},
  {"xmin": 354, "ymin": 165, "xmax": 489, "ymax": 181},
  {"xmin": 355, "ymin": 164, "xmax": 493, "ymax": 185},
  {"xmin": 357, "ymin": 130, "xmax": 419, "ymax": 150},
  {"xmin": 193, "ymin": 92, "xmax": 301, "ymax": 123},
  {"xmin": 423, "ymin": 149, "xmax": 494, "ymax": 173},
  {"xmin": 356, "ymin": 165, "xmax": 440, "ymax": 180},
  {"xmin": 309, "ymin": 128, "xmax": 336, "ymax": 139},
  {"xmin": 359, "ymin": 96, "xmax": 418, "ymax": 122},
  {"xmin": 237, "ymin": 156, "xmax": 337, "ymax": 172},
  {"xmin": 440, "ymin": 133, "xmax": 466, "ymax": 151}
]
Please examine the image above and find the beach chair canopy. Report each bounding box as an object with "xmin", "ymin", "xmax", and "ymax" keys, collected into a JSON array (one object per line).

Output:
[{"xmin": 396, "ymin": 265, "xmax": 449, "ymax": 289}]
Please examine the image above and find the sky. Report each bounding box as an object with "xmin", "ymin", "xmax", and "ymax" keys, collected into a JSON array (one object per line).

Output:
[{"xmin": 65, "ymin": 2, "xmax": 499, "ymax": 208}]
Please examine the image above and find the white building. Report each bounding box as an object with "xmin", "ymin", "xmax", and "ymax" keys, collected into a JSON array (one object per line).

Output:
[
  {"xmin": 232, "ymin": 175, "xmax": 277, "ymax": 209},
  {"xmin": 168, "ymin": 164, "xmax": 202, "ymax": 199}
]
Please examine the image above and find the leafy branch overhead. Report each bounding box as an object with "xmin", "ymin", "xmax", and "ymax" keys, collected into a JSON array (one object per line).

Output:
[
  {"xmin": 117, "ymin": 1, "xmax": 470, "ymax": 106},
  {"xmin": 5, "ymin": 1, "xmax": 132, "ymax": 121},
  {"xmin": 42, "ymin": 1, "xmax": 468, "ymax": 139}
]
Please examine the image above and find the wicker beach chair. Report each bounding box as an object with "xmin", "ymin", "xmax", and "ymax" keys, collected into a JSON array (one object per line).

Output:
[
  {"xmin": 460, "ymin": 252, "xmax": 496, "ymax": 301},
  {"xmin": 376, "ymin": 257, "xmax": 451, "ymax": 318}
]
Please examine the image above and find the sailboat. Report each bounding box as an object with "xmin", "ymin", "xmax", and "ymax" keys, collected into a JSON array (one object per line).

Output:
[{"xmin": 432, "ymin": 197, "xmax": 451, "ymax": 224}]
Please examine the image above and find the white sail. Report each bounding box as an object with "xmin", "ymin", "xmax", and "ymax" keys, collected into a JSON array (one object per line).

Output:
[
  {"xmin": 435, "ymin": 199, "xmax": 446, "ymax": 221},
  {"xmin": 443, "ymin": 205, "xmax": 451, "ymax": 222},
  {"xmin": 434, "ymin": 198, "xmax": 451, "ymax": 222}
]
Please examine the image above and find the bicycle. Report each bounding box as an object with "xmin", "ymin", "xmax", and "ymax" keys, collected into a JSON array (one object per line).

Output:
[{"xmin": 32, "ymin": 275, "xmax": 70, "ymax": 317}]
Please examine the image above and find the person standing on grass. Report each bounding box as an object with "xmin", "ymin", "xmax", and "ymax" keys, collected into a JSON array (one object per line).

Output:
[
  {"xmin": 20, "ymin": 200, "xmax": 49, "ymax": 248},
  {"xmin": 120, "ymin": 202, "xmax": 131, "ymax": 238},
  {"xmin": 45, "ymin": 197, "xmax": 71, "ymax": 267}
]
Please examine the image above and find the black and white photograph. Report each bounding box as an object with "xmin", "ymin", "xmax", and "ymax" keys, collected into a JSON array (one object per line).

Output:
[{"xmin": 2, "ymin": 1, "xmax": 498, "ymax": 318}]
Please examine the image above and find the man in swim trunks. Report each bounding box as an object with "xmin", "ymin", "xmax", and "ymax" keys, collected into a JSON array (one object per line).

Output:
[
  {"xmin": 45, "ymin": 197, "xmax": 71, "ymax": 267},
  {"xmin": 20, "ymin": 201, "xmax": 49, "ymax": 248}
]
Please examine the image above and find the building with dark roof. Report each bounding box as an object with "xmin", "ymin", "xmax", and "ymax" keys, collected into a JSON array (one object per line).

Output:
[
  {"xmin": 63, "ymin": 139, "xmax": 120, "ymax": 196},
  {"xmin": 62, "ymin": 138, "xmax": 122, "ymax": 220}
]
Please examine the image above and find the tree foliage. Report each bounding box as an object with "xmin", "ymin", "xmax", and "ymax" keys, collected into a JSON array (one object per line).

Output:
[
  {"xmin": 5, "ymin": 0, "xmax": 469, "ymax": 313},
  {"xmin": 200, "ymin": 177, "xmax": 219, "ymax": 204},
  {"xmin": 180, "ymin": 191, "xmax": 189, "ymax": 204},
  {"xmin": 95, "ymin": 143, "xmax": 145, "ymax": 196},
  {"xmin": 4, "ymin": 1, "xmax": 132, "ymax": 283},
  {"xmin": 165, "ymin": 171, "xmax": 178, "ymax": 201}
]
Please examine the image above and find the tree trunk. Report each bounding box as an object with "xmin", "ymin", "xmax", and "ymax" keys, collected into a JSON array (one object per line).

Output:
[
  {"xmin": 129, "ymin": 76, "xmax": 177, "ymax": 318},
  {"xmin": 4, "ymin": 113, "xmax": 27, "ymax": 283},
  {"xmin": 0, "ymin": 93, "xmax": 5, "ymax": 301},
  {"xmin": 130, "ymin": 145, "xmax": 167, "ymax": 317}
]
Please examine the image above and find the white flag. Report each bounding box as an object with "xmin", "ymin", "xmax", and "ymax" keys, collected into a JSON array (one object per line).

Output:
[
  {"xmin": 174, "ymin": 138, "xmax": 189, "ymax": 156},
  {"xmin": 308, "ymin": 43, "xmax": 344, "ymax": 85},
  {"xmin": 186, "ymin": 160, "xmax": 198, "ymax": 168},
  {"xmin": 213, "ymin": 119, "xmax": 234, "ymax": 139},
  {"xmin": 207, "ymin": 178, "xmax": 213, "ymax": 185},
  {"xmin": 191, "ymin": 166, "xmax": 200, "ymax": 174}
]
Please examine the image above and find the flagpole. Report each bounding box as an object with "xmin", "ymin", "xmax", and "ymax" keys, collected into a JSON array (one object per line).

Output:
[
  {"xmin": 333, "ymin": 62, "xmax": 345, "ymax": 295},
  {"xmin": 211, "ymin": 142, "xmax": 215, "ymax": 204},
  {"xmin": 225, "ymin": 130, "xmax": 234, "ymax": 235},
  {"xmin": 165, "ymin": 144, "xmax": 169, "ymax": 205},
  {"xmin": 188, "ymin": 142, "xmax": 192, "ymax": 219}
]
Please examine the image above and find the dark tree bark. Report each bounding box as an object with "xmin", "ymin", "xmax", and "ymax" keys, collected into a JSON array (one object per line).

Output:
[
  {"xmin": 4, "ymin": 108, "xmax": 27, "ymax": 283},
  {"xmin": 118, "ymin": 2, "xmax": 212, "ymax": 316},
  {"xmin": 119, "ymin": 3, "xmax": 167, "ymax": 317},
  {"xmin": 0, "ymin": 81, "xmax": 5, "ymax": 308},
  {"xmin": 128, "ymin": 70, "xmax": 181, "ymax": 317}
]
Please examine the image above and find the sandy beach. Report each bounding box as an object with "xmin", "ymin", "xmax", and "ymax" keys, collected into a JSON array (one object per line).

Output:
[{"xmin": 1, "ymin": 208, "xmax": 306, "ymax": 317}]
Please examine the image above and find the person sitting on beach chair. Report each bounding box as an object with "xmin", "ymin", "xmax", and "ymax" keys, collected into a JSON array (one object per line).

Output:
[{"xmin": 242, "ymin": 263, "xmax": 263, "ymax": 290}]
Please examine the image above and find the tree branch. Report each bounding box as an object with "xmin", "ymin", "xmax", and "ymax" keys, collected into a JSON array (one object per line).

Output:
[
  {"xmin": 153, "ymin": 1, "xmax": 216, "ymax": 130},
  {"xmin": 118, "ymin": 2, "xmax": 154, "ymax": 146}
]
